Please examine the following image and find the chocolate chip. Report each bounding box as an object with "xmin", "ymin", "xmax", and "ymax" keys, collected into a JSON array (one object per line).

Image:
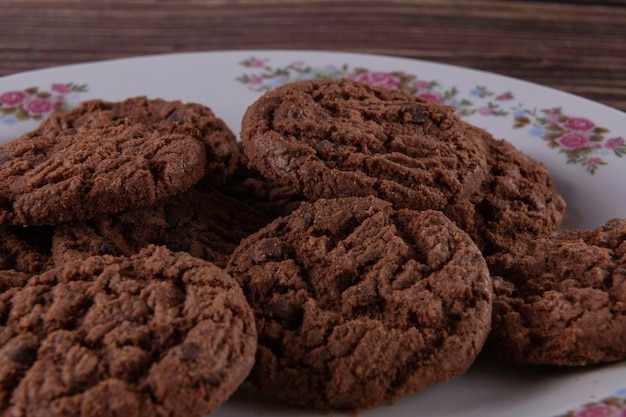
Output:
[
  {"xmin": 98, "ymin": 240, "xmax": 119, "ymax": 256},
  {"xmin": 5, "ymin": 345, "xmax": 37, "ymax": 365},
  {"xmin": 314, "ymin": 140, "xmax": 338, "ymax": 159},
  {"xmin": 165, "ymin": 110, "xmax": 183, "ymax": 126},
  {"xmin": 253, "ymin": 238, "xmax": 294, "ymax": 263},
  {"xmin": 173, "ymin": 341, "xmax": 199, "ymax": 361},
  {"xmin": 204, "ymin": 374, "xmax": 222, "ymax": 386},
  {"xmin": 402, "ymin": 102, "xmax": 428, "ymax": 124}
]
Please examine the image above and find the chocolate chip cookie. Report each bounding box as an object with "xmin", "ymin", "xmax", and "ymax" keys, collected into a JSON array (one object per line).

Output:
[
  {"xmin": 444, "ymin": 123, "xmax": 566, "ymax": 256},
  {"xmin": 487, "ymin": 218, "xmax": 626, "ymax": 366},
  {"xmin": 34, "ymin": 96, "xmax": 240, "ymax": 184},
  {"xmin": 1, "ymin": 245, "xmax": 257, "ymax": 416},
  {"xmin": 0, "ymin": 122, "xmax": 206, "ymax": 225},
  {"xmin": 227, "ymin": 196, "xmax": 492, "ymax": 411},
  {"xmin": 240, "ymin": 79, "xmax": 488, "ymax": 211}
]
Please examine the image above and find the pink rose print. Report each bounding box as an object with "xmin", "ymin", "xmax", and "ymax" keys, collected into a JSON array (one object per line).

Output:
[
  {"xmin": 250, "ymin": 58, "xmax": 268, "ymax": 68},
  {"xmin": 24, "ymin": 98, "xmax": 55, "ymax": 115},
  {"xmin": 347, "ymin": 71, "xmax": 400, "ymax": 89},
  {"xmin": 545, "ymin": 109, "xmax": 560, "ymax": 124},
  {"xmin": 416, "ymin": 92, "xmax": 444, "ymax": 105},
  {"xmin": 585, "ymin": 157, "xmax": 603, "ymax": 167},
  {"xmin": 477, "ymin": 106, "xmax": 493, "ymax": 116},
  {"xmin": 1, "ymin": 83, "xmax": 87, "ymax": 125},
  {"xmin": 0, "ymin": 91, "xmax": 29, "ymax": 106},
  {"xmin": 249, "ymin": 75, "xmax": 263, "ymax": 85},
  {"xmin": 414, "ymin": 80, "xmax": 430, "ymax": 90},
  {"xmin": 604, "ymin": 137, "xmax": 625, "ymax": 150},
  {"xmin": 51, "ymin": 83, "xmax": 72, "ymax": 95},
  {"xmin": 496, "ymin": 92, "xmax": 513, "ymax": 101},
  {"xmin": 574, "ymin": 404, "xmax": 620, "ymax": 417},
  {"xmin": 563, "ymin": 117, "xmax": 595, "ymax": 131},
  {"xmin": 557, "ymin": 132, "xmax": 590, "ymax": 150}
]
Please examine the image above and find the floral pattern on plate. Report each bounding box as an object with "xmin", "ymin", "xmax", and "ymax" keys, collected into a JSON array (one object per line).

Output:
[
  {"xmin": 236, "ymin": 57, "xmax": 624, "ymax": 174},
  {"xmin": 0, "ymin": 83, "xmax": 88, "ymax": 125},
  {"xmin": 555, "ymin": 389, "xmax": 626, "ymax": 417},
  {"xmin": 236, "ymin": 56, "xmax": 512, "ymax": 118},
  {"xmin": 513, "ymin": 107, "xmax": 626, "ymax": 174}
]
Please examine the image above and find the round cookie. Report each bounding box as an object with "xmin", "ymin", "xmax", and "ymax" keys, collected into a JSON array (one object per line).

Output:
[
  {"xmin": 240, "ymin": 78, "xmax": 488, "ymax": 211},
  {"xmin": 0, "ymin": 245, "xmax": 257, "ymax": 416},
  {"xmin": 51, "ymin": 187, "xmax": 272, "ymax": 269},
  {"xmin": 34, "ymin": 96, "xmax": 240, "ymax": 184},
  {"xmin": 0, "ymin": 122, "xmax": 206, "ymax": 225},
  {"xmin": 443, "ymin": 123, "xmax": 566, "ymax": 256},
  {"xmin": 226, "ymin": 196, "xmax": 492, "ymax": 411},
  {"xmin": 487, "ymin": 218, "xmax": 626, "ymax": 366}
]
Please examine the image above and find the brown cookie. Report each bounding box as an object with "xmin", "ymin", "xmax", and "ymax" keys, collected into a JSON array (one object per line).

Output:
[
  {"xmin": 51, "ymin": 187, "xmax": 272, "ymax": 269},
  {"xmin": 486, "ymin": 218, "xmax": 626, "ymax": 366},
  {"xmin": 0, "ymin": 225, "xmax": 54, "ymax": 274},
  {"xmin": 0, "ymin": 121, "xmax": 206, "ymax": 225},
  {"xmin": 240, "ymin": 79, "xmax": 488, "ymax": 211},
  {"xmin": 443, "ymin": 123, "xmax": 566, "ymax": 256},
  {"xmin": 1, "ymin": 245, "xmax": 257, "ymax": 416},
  {"xmin": 226, "ymin": 196, "xmax": 492, "ymax": 412},
  {"xmin": 35, "ymin": 96, "xmax": 240, "ymax": 184}
]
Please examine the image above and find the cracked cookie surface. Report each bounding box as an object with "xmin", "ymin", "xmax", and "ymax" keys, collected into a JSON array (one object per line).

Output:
[
  {"xmin": 0, "ymin": 245, "xmax": 257, "ymax": 417},
  {"xmin": 487, "ymin": 218, "xmax": 626, "ymax": 366},
  {"xmin": 241, "ymin": 79, "xmax": 488, "ymax": 211},
  {"xmin": 444, "ymin": 123, "xmax": 566, "ymax": 256},
  {"xmin": 227, "ymin": 196, "xmax": 492, "ymax": 411},
  {"xmin": 33, "ymin": 96, "xmax": 239, "ymax": 184},
  {"xmin": 0, "ymin": 122, "xmax": 206, "ymax": 225}
]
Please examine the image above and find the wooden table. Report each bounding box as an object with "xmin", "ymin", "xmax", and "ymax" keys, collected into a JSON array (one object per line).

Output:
[{"xmin": 1, "ymin": 0, "xmax": 625, "ymax": 112}]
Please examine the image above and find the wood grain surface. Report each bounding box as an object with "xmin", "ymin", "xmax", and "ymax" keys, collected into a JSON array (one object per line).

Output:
[{"xmin": 1, "ymin": 0, "xmax": 625, "ymax": 111}]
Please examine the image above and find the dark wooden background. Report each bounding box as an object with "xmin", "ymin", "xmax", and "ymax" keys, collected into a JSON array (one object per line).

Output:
[{"xmin": 1, "ymin": 0, "xmax": 625, "ymax": 112}]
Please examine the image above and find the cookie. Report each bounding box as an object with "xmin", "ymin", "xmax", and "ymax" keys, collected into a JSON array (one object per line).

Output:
[
  {"xmin": 443, "ymin": 123, "xmax": 566, "ymax": 256},
  {"xmin": 51, "ymin": 187, "xmax": 271, "ymax": 269},
  {"xmin": 226, "ymin": 196, "xmax": 492, "ymax": 411},
  {"xmin": 0, "ymin": 122, "xmax": 206, "ymax": 225},
  {"xmin": 0, "ymin": 225, "xmax": 54, "ymax": 274},
  {"xmin": 240, "ymin": 79, "xmax": 488, "ymax": 211},
  {"xmin": 35, "ymin": 96, "xmax": 240, "ymax": 184},
  {"xmin": 487, "ymin": 218, "xmax": 626, "ymax": 366},
  {"xmin": 0, "ymin": 245, "xmax": 257, "ymax": 416}
]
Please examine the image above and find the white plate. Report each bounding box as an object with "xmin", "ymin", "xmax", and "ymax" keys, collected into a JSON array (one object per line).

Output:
[{"xmin": 1, "ymin": 50, "xmax": 625, "ymax": 417}]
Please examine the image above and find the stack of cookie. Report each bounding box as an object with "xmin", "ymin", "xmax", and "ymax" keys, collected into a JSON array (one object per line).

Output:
[
  {"xmin": 233, "ymin": 79, "xmax": 626, "ymax": 410},
  {"xmin": 0, "ymin": 98, "xmax": 264, "ymax": 417},
  {"xmin": 1, "ymin": 80, "xmax": 624, "ymax": 416}
]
